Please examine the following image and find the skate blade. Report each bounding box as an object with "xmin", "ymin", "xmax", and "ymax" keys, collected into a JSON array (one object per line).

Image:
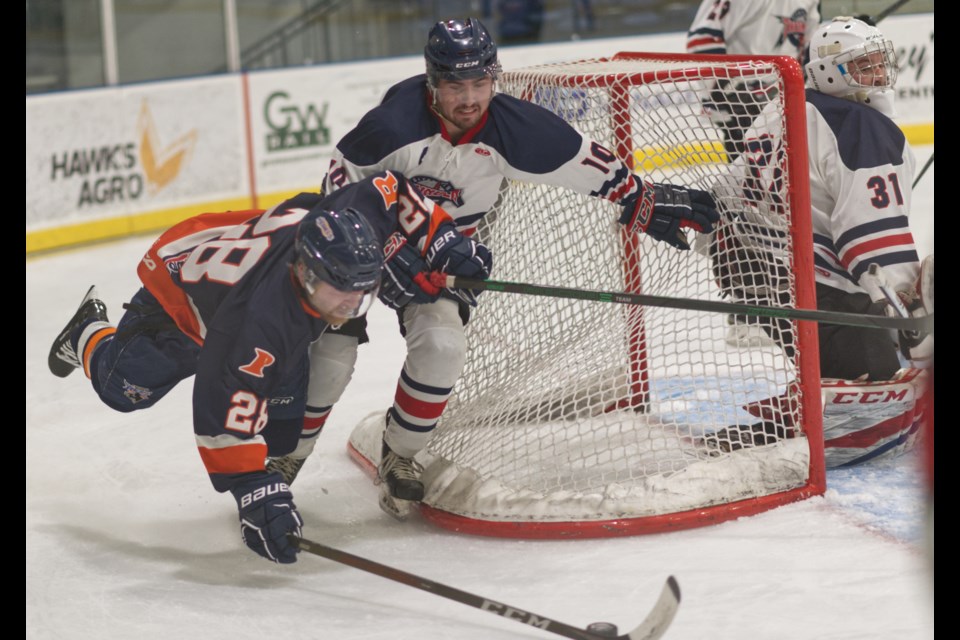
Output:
[{"xmin": 378, "ymin": 488, "xmax": 415, "ymax": 521}]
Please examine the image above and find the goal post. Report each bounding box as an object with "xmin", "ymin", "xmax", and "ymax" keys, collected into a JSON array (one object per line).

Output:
[{"xmin": 349, "ymin": 52, "xmax": 825, "ymax": 538}]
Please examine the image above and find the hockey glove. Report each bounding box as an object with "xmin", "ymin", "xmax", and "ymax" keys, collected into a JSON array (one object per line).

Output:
[
  {"xmin": 896, "ymin": 255, "xmax": 934, "ymax": 362},
  {"xmin": 379, "ymin": 233, "xmax": 442, "ymax": 310},
  {"xmin": 230, "ymin": 472, "xmax": 303, "ymax": 564},
  {"xmin": 861, "ymin": 258, "xmax": 934, "ymax": 363},
  {"xmin": 620, "ymin": 179, "xmax": 720, "ymax": 250},
  {"xmin": 425, "ymin": 223, "xmax": 492, "ymax": 306}
]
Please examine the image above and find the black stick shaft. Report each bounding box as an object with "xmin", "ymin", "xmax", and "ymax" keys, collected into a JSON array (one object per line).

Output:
[
  {"xmin": 447, "ymin": 277, "xmax": 933, "ymax": 333},
  {"xmin": 291, "ymin": 535, "xmax": 613, "ymax": 640},
  {"xmin": 875, "ymin": 0, "xmax": 913, "ymax": 23},
  {"xmin": 913, "ymin": 152, "xmax": 934, "ymax": 189}
]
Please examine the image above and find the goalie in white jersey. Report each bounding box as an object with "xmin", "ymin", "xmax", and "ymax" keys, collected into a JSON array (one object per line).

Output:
[
  {"xmin": 688, "ymin": 1, "xmax": 821, "ymax": 344},
  {"xmin": 705, "ymin": 16, "xmax": 933, "ymax": 467},
  {"xmin": 271, "ymin": 17, "xmax": 720, "ymax": 518}
]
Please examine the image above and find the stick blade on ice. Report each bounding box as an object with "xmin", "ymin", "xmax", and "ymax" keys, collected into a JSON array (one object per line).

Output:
[{"xmin": 621, "ymin": 576, "xmax": 681, "ymax": 640}]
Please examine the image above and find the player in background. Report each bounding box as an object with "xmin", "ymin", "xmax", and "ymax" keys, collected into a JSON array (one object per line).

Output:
[
  {"xmin": 47, "ymin": 171, "xmax": 475, "ymax": 562},
  {"xmin": 276, "ymin": 17, "xmax": 719, "ymax": 519},
  {"xmin": 686, "ymin": 0, "xmax": 820, "ymax": 61},
  {"xmin": 687, "ymin": 0, "xmax": 821, "ymax": 346},
  {"xmin": 686, "ymin": 0, "xmax": 820, "ymax": 159},
  {"xmin": 703, "ymin": 17, "xmax": 933, "ymax": 467}
]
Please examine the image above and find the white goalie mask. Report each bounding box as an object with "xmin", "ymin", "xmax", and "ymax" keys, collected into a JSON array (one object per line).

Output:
[{"xmin": 805, "ymin": 17, "xmax": 899, "ymax": 116}]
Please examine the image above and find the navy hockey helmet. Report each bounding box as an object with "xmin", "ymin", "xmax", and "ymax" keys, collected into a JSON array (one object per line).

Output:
[
  {"xmin": 424, "ymin": 17, "xmax": 501, "ymax": 88},
  {"xmin": 294, "ymin": 208, "xmax": 383, "ymax": 319}
]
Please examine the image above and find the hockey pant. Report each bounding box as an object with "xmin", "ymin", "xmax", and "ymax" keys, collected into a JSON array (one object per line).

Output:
[
  {"xmin": 719, "ymin": 283, "xmax": 902, "ymax": 381},
  {"xmin": 86, "ymin": 288, "xmax": 309, "ymax": 456},
  {"xmin": 307, "ymin": 297, "xmax": 469, "ymax": 459},
  {"xmin": 86, "ymin": 287, "xmax": 199, "ymax": 413}
]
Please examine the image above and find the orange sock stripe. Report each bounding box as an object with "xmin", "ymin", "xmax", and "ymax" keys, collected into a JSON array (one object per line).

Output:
[{"xmin": 82, "ymin": 327, "xmax": 117, "ymax": 378}]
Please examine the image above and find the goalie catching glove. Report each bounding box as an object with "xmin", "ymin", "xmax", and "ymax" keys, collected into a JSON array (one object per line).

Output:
[
  {"xmin": 620, "ymin": 178, "xmax": 720, "ymax": 250},
  {"xmin": 230, "ymin": 472, "xmax": 303, "ymax": 563},
  {"xmin": 425, "ymin": 222, "xmax": 492, "ymax": 306},
  {"xmin": 892, "ymin": 254, "xmax": 934, "ymax": 363},
  {"xmin": 379, "ymin": 232, "xmax": 442, "ymax": 310},
  {"xmin": 861, "ymin": 257, "xmax": 934, "ymax": 364}
]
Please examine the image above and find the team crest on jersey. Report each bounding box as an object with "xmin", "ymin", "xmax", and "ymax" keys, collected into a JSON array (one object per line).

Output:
[
  {"xmin": 775, "ymin": 9, "xmax": 810, "ymax": 49},
  {"xmin": 411, "ymin": 176, "xmax": 465, "ymax": 207},
  {"xmin": 122, "ymin": 379, "xmax": 153, "ymax": 404},
  {"xmin": 239, "ymin": 347, "xmax": 276, "ymax": 378}
]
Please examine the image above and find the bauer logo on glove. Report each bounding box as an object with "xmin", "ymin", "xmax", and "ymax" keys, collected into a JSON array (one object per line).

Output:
[{"xmin": 424, "ymin": 222, "xmax": 493, "ymax": 306}]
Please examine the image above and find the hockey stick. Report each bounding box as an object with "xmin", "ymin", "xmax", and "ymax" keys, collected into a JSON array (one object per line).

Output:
[
  {"xmin": 873, "ymin": 0, "xmax": 914, "ymax": 23},
  {"xmin": 438, "ymin": 275, "xmax": 934, "ymax": 333},
  {"xmin": 290, "ymin": 534, "xmax": 681, "ymax": 640},
  {"xmin": 913, "ymin": 152, "xmax": 934, "ymax": 189}
]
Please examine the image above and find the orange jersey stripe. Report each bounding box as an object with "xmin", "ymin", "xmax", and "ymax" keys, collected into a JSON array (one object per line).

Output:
[{"xmin": 198, "ymin": 441, "xmax": 268, "ymax": 475}]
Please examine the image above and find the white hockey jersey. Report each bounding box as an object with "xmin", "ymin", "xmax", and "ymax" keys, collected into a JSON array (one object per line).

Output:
[
  {"xmin": 322, "ymin": 75, "xmax": 639, "ymax": 237},
  {"xmin": 686, "ymin": 0, "xmax": 820, "ymax": 60},
  {"xmin": 713, "ymin": 88, "xmax": 920, "ymax": 295},
  {"xmin": 804, "ymin": 90, "xmax": 919, "ymax": 293}
]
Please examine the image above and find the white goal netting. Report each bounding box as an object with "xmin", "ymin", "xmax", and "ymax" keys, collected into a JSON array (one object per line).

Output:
[{"xmin": 349, "ymin": 53, "xmax": 824, "ymax": 536}]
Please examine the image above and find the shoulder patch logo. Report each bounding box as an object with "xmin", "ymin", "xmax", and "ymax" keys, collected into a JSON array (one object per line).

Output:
[{"xmin": 239, "ymin": 348, "xmax": 276, "ymax": 378}]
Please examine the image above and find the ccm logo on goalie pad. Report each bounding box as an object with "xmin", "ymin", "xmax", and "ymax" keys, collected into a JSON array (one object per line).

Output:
[
  {"xmin": 830, "ymin": 389, "xmax": 911, "ymax": 404},
  {"xmin": 239, "ymin": 482, "xmax": 291, "ymax": 508}
]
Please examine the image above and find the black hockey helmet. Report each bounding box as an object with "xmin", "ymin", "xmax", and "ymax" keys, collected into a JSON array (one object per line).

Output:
[
  {"xmin": 294, "ymin": 207, "xmax": 382, "ymax": 318},
  {"xmin": 424, "ymin": 17, "xmax": 501, "ymax": 88}
]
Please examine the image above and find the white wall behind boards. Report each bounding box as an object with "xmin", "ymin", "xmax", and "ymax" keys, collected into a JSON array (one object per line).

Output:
[{"xmin": 26, "ymin": 14, "xmax": 933, "ymax": 253}]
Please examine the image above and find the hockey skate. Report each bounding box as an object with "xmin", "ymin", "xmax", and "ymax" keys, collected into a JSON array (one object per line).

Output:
[
  {"xmin": 377, "ymin": 439, "xmax": 424, "ymax": 521},
  {"xmin": 265, "ymin": 455, "xmax": 307, "ymax": 485},
  {"xmin": 48, "ymin": 285, "xmax": 110, "ymax": 378}
]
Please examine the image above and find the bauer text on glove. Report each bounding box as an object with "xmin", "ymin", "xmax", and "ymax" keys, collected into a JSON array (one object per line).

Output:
[
  {"xmin": 230, "ymin": 472, "xmax": 303, "ymax": 563},
  {"xmin": 425, "ymin": 223, "xmax": 492, "ymax": 306}
]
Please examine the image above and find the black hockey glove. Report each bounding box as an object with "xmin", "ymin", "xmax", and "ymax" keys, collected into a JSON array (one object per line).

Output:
[
  {"xmin": 620, "ymin": 179, "xmax": 720, "ymax": 250},
  {"xmin": 230, "ymin": 472, "xmax": 302, "ymax": 564},
  {"xmin": 425, "ymin": 223, "xmax": 492, "ymax": 307},
  {"xmin": 379, "ymin": 233, "xmax": 442, "ymax": 310}
]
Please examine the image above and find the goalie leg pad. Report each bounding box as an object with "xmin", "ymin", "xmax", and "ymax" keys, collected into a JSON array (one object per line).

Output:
[{"xmin": 821, "ymin": 368, "xmax": 930, "ymax": 468}]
